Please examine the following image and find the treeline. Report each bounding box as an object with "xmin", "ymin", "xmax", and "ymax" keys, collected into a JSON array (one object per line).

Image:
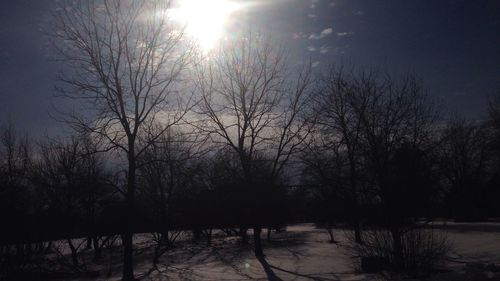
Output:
[
  {"xmin": 0, "ymin": 127, "xmax": 291, "ymax": 244},
  {"xmin": 1, "ymin": 67, "xmax": 500, "ymax": 248}
]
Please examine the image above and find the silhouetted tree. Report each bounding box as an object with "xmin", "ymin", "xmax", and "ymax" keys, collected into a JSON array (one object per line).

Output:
[
  {"xmin": 31, "ymin": 135, "xmax": 112, "ymax": 266},
  {"xmin": 0, "ymin": 120, "xmax": 34, "ymax": 269},
  {"xmin": 312, "ymin": 66, "xmax": 367, "ymax": 243},
  {"xmin": 0, "ymin": 120, "xmax": 32, "ymax": 223},
  {"xmin": 53, "ymin": 0, "xmax": 193, "ymax": 278},
  {"xmin": 438, "ymin": 120, "xmax": 492, "ymax": 221},
  {"xmin": 486, "ymin": 92, "xmax": 500, "ymax": 216},
  {"xmin": 137, "ymin": 127, "xmax": 207, "ymax": 263},
  {"xmin": 192, "ymin": 33, "xmax": 313, "ymax": 256},
  {"xmin": 300, "ymin": 134, "xmax": 349, "ymax": 242},
  {"xmin": 311, "ymin": 66, "xmax": 438, "ymax": 269},
  {"xmin": 353, "ymin": 71, "xmax": 436, "ymax": 268}
]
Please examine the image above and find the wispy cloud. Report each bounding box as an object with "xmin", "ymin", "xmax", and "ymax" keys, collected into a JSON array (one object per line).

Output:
[
  {"xmin": 307, "ymin": 46, "xmax": 317, "ymax": 52},
  {"xmin": 309, "ymin": 27, "xmax": 333, "ymax": 40},
  {"xmin": 292, "ymin": 32, "xmax": 308, "ymax": 39},
  {"xmin": 307, "ymin": 45, "xmax": 331, "ymax": 54},
  {"xmin": 337, "ymin": 31, "xmax": 355, "ymax": 38},
  {"xmin": 322, "ymin": 28, "xmax": 333, "ymax": 35},
  {"xmin": 353, "ymin": 10, "xmax": 364, "ymax": 16},
  {"xmin": 307, "ymin": 13, "xmax": 318, "ymax": 20}
]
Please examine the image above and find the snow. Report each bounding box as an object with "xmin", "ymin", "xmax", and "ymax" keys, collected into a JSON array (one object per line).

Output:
[{"xmin": 58, "ymin": 223, "xmax": 500, "ymax": 280}]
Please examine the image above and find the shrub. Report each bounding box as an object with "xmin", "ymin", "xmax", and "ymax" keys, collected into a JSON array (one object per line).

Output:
[{"xmin": 347, "ymin": 227, "xmax": 451, "ymax": 275}]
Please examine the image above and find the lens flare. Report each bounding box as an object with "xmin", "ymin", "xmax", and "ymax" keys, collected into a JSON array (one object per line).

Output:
[{"xmin": 170, "ymin": 0, "xmax": 243, "ymax": 51}]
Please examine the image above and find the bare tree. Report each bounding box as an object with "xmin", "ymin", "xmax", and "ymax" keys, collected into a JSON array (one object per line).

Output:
[
  {"xmin": 313, "ymin": 66, "xmax": 437, "ymax": 269},
  {"xmin": 137, "ymin": 126, "xmax": 207, "ymax": 264},
  {"xmin": 487, "ymin": 91, "xmax": 500, "ymax": 165},
  {"xmin": 32, "ymin": 136, "xmax": 91, "ymax": 268},
  {"xmin": 313, "ymin": 66, "xmax": 367, "ymax": 243},
  {"xmin": 191, "ymin": 33, "xmax": 313, "ymax": 256},
  {"xmin": 52, "ymin": 0, "xmax": 193, "ymax": 279},
  {"xmin": 352, "ymin": 70, "xmax": 437, "ymax": 269},
  {"xmin": 438, "ymin": 120, "xmax": 492, "ymax": 220},
  {"xmin": 0, "ymin": 120, "xmax": 33, "ymax": 265},
  {"xmin": 0, "ymin": 120, "xmax": 31, "ymax": 196},
  {"xmin": 300, "ymin": 134, "xmax": 347, "ymax": 243}
]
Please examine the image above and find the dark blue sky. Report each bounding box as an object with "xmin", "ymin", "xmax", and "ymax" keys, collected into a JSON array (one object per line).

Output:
[{"xmin": 0, "ymin": 0, "xmax": 499, "ymax": 136}]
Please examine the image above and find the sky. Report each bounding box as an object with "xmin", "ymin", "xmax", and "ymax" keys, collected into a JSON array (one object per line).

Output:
[{"xmin": 0, "ymin": 0, "xmax": 499, "ymax": 136}]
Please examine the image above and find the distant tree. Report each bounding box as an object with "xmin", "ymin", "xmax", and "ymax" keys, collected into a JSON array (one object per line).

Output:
[
  {"xmin": 0, "ymin": 123, "xmax": 52, "ymax": 275},
  {"xmin": 204, "ymin": 148, "xmax": 245, "ymax": 230},
  {"xmin": 192, "ymin": 33, "xmax": 313, "ymax": 256},
  {"xmin": 300, "ymin": 134, "xmax": 348, "ymax": 243},
  {"xmin": 52, "ymin": 0, "xmax": 193, "ymax": 278},
  {"xmin": 0, "ymin": 120, "xmax": 31, "ymax": 215},
  {"xmin": 438, "ymin": 120, "xmax": 492, "ymax": 220},
  {"xmin": 488, "ymin": 90, "xmax": 500, "ymax": 131},
  {"xmin": 74, "ymin": 136, "xmax": 114, "ymax": 262},
  {"xmin": 487, "ymin": 91, "xmax": 500, "ymax": 166},
  {"xmin": 312, "ymin": 66, "xmax": 367, "ymax": 243},
  {"xmin": 31, "ymin": 135, "xmax": 112, "ymax": 266},
  {"xmin": 352, "ymin": 70, "xmax": 436, "ymax": 268},
  {"xmin": 137, "ymin": 127, "xmax": 207, "ymax": 263},
  {"xmin": 0, "ymin": 120, "xmax": 33, "ymax": 249},
  {"xmin": 32, "ymin": 137, "xmax": 86, "ymax": 268},
  {"xmin": 486, "ymin": 92, "xmax": 500, "ymax": 216},
  {"xmin": 312, "ymin": 66, "xmax": 438, "ymax": 269}
]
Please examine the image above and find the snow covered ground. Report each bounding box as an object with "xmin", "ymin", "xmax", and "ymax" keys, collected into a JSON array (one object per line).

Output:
[{"xmin": 59, "ymin": 223, "xmax": 500, "ymax": 280}]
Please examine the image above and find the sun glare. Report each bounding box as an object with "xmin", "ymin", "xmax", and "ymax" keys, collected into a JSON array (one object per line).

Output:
[{"xmin": 170, "ymin": 0, "xmax": 242, "ymax": 52}]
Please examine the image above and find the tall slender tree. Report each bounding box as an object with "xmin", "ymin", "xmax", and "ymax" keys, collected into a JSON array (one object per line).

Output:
[{"xmin": 313, "ymin": 66, "xmax": 366, "ymax": 243}]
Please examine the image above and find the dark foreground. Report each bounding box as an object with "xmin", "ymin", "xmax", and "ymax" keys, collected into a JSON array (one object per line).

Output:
[{"xmin": 5, "ymin": 223, "xmax": 500, "ymax": 281}]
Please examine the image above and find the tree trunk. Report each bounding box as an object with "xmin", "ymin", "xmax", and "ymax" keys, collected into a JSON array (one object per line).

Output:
[
  {"xmin": 92, "ymin": 237, "xmax": 101, "ymax": 261},
  {"xmin": 153, "ymin": 239, "xmax": 162, "ymax": 265},
  {"xmin": 67, "ymin": 239, "xmax": 79, "ymax": 268},
  {"xmin": 349, "ymin": 153, "xmax": 363, "ymax": 244},
  {"xmin": 43, "ymin": 241, "xmax": 53, "ymax": 254},
  {"xmin": 267, "ymin": 228, "xmax": 272, "ymax": 242},
  {"xmin": 391, "ymin": 228, "xmax": 403, "ymax": 270},
  {"xmin": 240, "ymin": 228, "xmax": 249, "ymax": 244},
  {"xmin": 206, "ymin": 229, "xmax": 212, "ymax": 245},
  {"xmin": 161, "ymin": 231, "xmax": 171, "ymax": 247},
  {"xmin": 122, "ymin": 233, "xmax": 134, "ymax": 280},
  {"xmin": 122, "ymin": 147, "xmax": 136, "ymax": 281},
  {"xmin": 253, "ymin": 227, "xmax": 264, "ymax": 257},
  {"xmin": 327, "ymin": 228, "xmax": 336, "ymax": 243},
  {"xmin": 86, "ymin": 237, "xmax": 92, "ymax": 250},
  {"xmin": 354, "ymin": 221, "xmax": 362, "ymax": 244}
]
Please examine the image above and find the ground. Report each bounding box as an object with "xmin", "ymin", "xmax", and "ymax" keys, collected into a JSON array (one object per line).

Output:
[{"xmin": 27, "ymin": 223, "xmax": 500, "ymax": 280}]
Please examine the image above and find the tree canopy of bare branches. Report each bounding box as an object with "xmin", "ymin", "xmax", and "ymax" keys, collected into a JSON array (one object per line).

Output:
[
  {"xmin": 191, "ymin": 33, "xmax": 314, "ymax": 256},
  {"xmin": 52, "ymin": 0, "xmax": 193, "ymax": 279},
  {"xmin": 310, "ymin": 65, "xmax": 437, "ymax": 268}
]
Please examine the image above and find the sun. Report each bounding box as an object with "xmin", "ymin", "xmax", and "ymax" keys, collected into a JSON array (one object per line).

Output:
[{"xmin": 170, "ymin": 0, "xmax": 242, "ymax": 52}]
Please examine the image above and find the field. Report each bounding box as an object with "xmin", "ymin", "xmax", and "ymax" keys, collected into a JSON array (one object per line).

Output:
[{"xmin": 35, "ymin": 223, "xmax": 499, "ymax": 281}]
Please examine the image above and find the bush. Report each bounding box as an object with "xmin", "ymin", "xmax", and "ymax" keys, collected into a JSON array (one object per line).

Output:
[{"xmin": 347, "ymin": 227, "xmax": 451, "ymax": 274}]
